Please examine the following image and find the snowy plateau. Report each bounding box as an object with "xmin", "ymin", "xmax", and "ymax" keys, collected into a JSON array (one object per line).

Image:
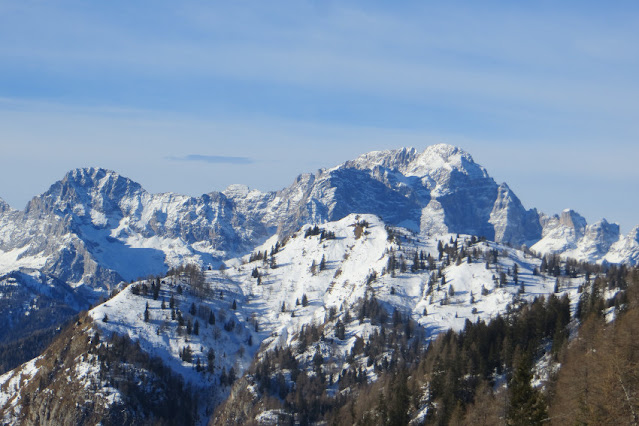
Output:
[{"xmin": 0, "ymin": 144, "xmax": 637, "ymax": 424}]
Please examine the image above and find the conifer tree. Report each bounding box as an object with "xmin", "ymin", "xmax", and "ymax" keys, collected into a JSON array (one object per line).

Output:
[{"xmin": 507, "ymin": 355, "xmax": 547, "ymax": 425}]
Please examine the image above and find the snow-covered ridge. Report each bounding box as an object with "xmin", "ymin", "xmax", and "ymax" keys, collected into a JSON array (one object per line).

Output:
[{"xmin": 63, "ymin": 214, "xmax": 586, "ymax": 414}]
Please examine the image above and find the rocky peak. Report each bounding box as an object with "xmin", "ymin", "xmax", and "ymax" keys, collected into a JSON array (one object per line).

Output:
[
  {"xmin": 584, "ymin": 219, "xmax": 620, "ymax": 241},
  {"xmin": 558, "ymin": 209, "xmax": 587, "ymax": 234},
  {"xmin": 402, "ymin": 144, "xmax": 487, "ymax": 179},
  {"xmin": 61, "ymin": 167, "xmax": 144, "ymax": 202},
  {"xmin": 25, "ymin": 168, "xmax": 146, "ymax": 219},
  {"xmin": 0, "ymin": 197, "xmax": 10, "ymax": 214},
  {"xmin": 344, "ymin": 147, "xmax": 419, "ymax": 172},
  {"xmin": 343, "ymin": 144, "xmax": 487, "ymax": 180}
]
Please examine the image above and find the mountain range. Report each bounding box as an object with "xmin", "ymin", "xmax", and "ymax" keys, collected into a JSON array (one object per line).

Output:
[
  {"xmin": 0, "ymin": 144, "xmax": 637, "ymax": 424},
  {"xmin": 0, "ymin": 144, "xmax": 636, "ymax": 301}
]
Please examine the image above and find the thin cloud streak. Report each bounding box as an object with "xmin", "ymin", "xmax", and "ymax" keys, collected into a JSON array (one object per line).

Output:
[{"xmin": 167, "ymin": 154, "xmax": 253, "ymax": 165}]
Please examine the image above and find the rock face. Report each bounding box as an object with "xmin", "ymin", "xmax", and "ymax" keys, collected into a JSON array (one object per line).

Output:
[
  {"xmin": 0, "ymin": 198, "xmax": 9, "ymax": 214},
  {"xmin": 0, "ymin": 145, "xmax": 637, "ymax": 303},
  {"xmin": 0, "ymin": 316, "xmax": 197, "ymax": 425},
  {"xmin": 0, "ymin": 270, "xmax": 87, "ymax": 348},
  {"xmin": 531, "ymin": 210, "xmax": 637, "ymax": 265},
  {"xmin": 256, "ymin": 144, "xmax": 543, "ymax": 245},
  {"xmin": 605, "ymin": 226, "xmax": 639, "ymax": 265}
]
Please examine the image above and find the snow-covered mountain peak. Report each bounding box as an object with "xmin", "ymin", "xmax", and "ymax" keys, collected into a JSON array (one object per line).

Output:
[
  {"xmin": 62, "ymin": 167, "xmax": 144, "ymax": 199},
  {"xmin": 345, "ymin": 147, "xmax": 419, "ymax": 172},
  {"xmin": 605, "ymin": 225, "xmax": 639, "ymax": 265},
  {"xmin": 222, "ymin": 184, "xmax": 261, "ymax": 199},
  {"xmin": 24, "ymin": 167, "xmax": 146, "ymax": 218},
  {"xmin": 343, "ymin": 144, "xmax": 485, "ymax": 179},
  {"xmin": 558, "ymin": 209, "xmax": 587, "ymax": 232},
  {"xmin": 403, "ymin": 143, "xmax": 486, "ymax": 178}
]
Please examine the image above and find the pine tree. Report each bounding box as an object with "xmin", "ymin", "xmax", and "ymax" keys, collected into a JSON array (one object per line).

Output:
[
  {"xmin": 336, "ymin": 320, "xmax": 346, "ymax": 340},
  {"xmin": 153, "ymin": 280, "xmax": 160, "ymax": 300},
  {"xmin": 144, "ymin": 302, "xmax": 150, "ymax": 322},
  {"xmin": 193, "ymin": 320, "xmax": 199, "ymax": 335},
  {"xmin": 207, "ymin": 349, "xmax": 215, "ymax": 373},
  {"xmin": 208, "ymin": 310, "xmax": 215, "ymax": 325},
  {"xmin": 302, "ymin": 294, "xmax": 309, "ymax": 307},
  {"xmin": 507, "ymin": 355, "xmax": 548, "ymax": 425},
  {"xmin": 500, "ymin": 272, "xmax": 508, "ymax": 287},
  {"xmin": 412, "ymin": 251, "xmax": 420, "ymax": 272},
  {"xmin": 181, "ymin": 345, "xmax": 192, "ymax": 363}
]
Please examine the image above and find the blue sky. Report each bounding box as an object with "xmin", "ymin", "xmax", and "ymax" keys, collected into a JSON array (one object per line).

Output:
[{"xmin": 0, "ymin": 1, "xmax": 638, "ymax": 232}]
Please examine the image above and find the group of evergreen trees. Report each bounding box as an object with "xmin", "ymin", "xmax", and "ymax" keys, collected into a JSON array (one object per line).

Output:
[
  {"xmin": 233, "ymin": 296, "xmax": 425, "ymax": 425},
  {"xmin": 304, "ymin": 225, "xmax": 336, "ymax": 241},
  {"xmin": 127, "ymin": 269, "xmax": 256, "ymax": 379},
  {"xmin": 216, "ymin": 259, "xmax": 639, "ymax": 425}
]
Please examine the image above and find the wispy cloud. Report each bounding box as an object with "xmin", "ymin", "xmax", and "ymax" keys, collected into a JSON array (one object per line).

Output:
[{"xmin": 167, "ymin": 154, "xmax": 253, "ymax": 165}]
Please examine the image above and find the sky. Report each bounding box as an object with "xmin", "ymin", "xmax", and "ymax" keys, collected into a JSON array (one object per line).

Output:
[{"xmin": 0, "ymin": 1, "xmax": 638, "ymax": 233}]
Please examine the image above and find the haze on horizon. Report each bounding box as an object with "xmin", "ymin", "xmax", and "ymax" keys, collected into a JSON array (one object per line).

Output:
[{"xmin": 0, "ymin": 1, "xmax": 637, "ymax": 232}]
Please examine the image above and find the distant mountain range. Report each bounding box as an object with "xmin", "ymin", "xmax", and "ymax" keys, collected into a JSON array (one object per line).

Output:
[{"xmin": 0, "ymin": 144, "xmax": 636, "ymax": 300}]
